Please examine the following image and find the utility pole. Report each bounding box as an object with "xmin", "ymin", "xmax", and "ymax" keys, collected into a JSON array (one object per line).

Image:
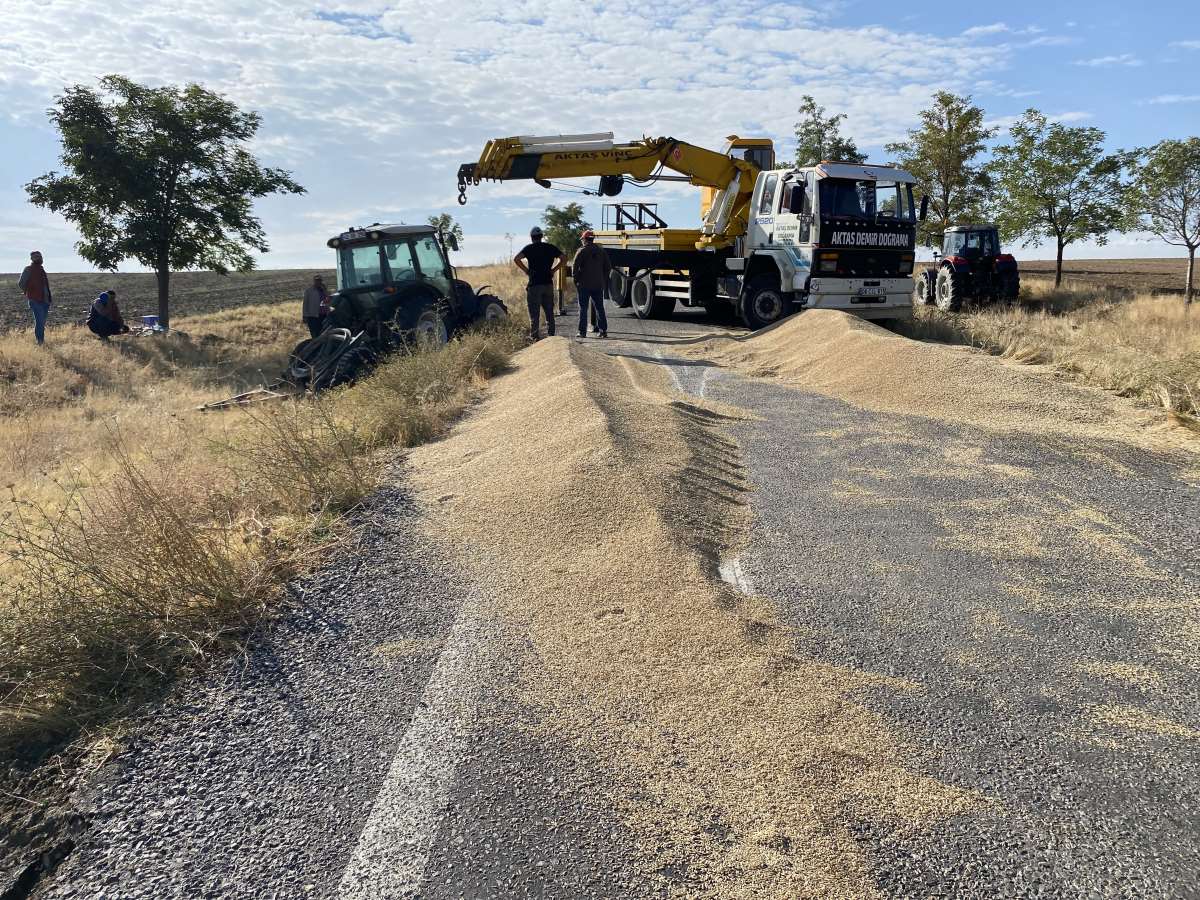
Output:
[{"xmin": 504, "ymin": 232, "xmax": 514, "ymax": 258}]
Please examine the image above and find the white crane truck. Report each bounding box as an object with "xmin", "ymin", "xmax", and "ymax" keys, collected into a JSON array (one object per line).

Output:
[{"xmin": 458, "ymin": 133, "xmax": 927, "ymax": 329}]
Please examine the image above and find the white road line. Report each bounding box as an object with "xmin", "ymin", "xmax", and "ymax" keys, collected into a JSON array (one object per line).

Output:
[
  {"xmin": 338, "ymin": 602, "xmax": 495, "ymax": 900},
  {"xmin": 718, "ymin": 557, "xmax": 755, "ymax": 596}
]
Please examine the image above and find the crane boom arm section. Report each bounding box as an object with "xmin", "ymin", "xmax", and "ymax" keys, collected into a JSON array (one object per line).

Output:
[
  {"xmin": 458, "ymin": 132, "xmax": 750, "ymax": 193},
  {"xmin": 456, "ymin": 132, "xmax": 764, "ymax": 249}
]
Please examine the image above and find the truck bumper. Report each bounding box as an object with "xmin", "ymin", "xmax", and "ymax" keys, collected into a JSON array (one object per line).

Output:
[{"xmin": 802, "ymin": 276, "xmax": 913, "ymax": 320}]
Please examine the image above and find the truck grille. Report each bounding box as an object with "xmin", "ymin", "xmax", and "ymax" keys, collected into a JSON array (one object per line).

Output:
[{"xmin": 831, "ymin": 250, "xmax": 906, "ymax": 277}]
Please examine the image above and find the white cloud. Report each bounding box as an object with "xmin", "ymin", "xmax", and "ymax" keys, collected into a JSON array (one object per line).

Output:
[
  {"xmin": 1169, "ymin": 40, "xmax": 1200, "ymax": 49},
  {"xmin": 963, "ymin": 22, "xmax": 1010, "ymax": 37},
  {"xmin": 0, "ymin": 1, "xmax": 1034, "ymax": 268},
  {"xmin": 1146, "ymin": 94, "xmax": 1200, "ymax": 104},
  {"xmin": 1074, "ymin": 53, "xmax": 1143, "ymax": 67}
]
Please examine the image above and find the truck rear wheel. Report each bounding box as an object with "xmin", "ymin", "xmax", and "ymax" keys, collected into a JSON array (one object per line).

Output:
[
  {"xmin": 935, "ymin": 266, "xmax": 965, "ymax": 312},
  {"xmin": 631, "ymin": 273, "xmax": 675, "ymax": 320},
  {"xmin": 609, "ymin": 268, "xmax": 632, "ymax": 308},
  {"xmin": 478, "ymin": 295, "xmax": 508, "ymax": 323},
  {"xmin": 741, "ymin": 277, "xmax": 792, "ymax": 330}
]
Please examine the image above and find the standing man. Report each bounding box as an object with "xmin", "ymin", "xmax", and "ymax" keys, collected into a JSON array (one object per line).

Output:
[
  {"xmin": 302, "ymin": 274, "xmax": 329, "ymax": 339},
  {"xmin": 18, "ymin": 250, "xmax": 52, "ymax": 345},
  {"xmin": 572, "ymin": 230, "xmax": 610, "ymax": 339},
  {"xmin": 514, "ymin": 226, "xmax": 563, "ymax": 340}
]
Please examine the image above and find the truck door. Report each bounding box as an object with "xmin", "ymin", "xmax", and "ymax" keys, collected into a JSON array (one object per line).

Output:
[{"xmin": 748, "ymin": 171, "xmax": 779, "ymax": 249}]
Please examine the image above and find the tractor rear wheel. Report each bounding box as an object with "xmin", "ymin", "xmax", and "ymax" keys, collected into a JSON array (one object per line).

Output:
[
  {"xmin": 935, "ymin": 266, "xmax": 965, "ymax": 312},
  {"xmin": 1001, "ymin": 273, "xmax": 1021, "ymax": 304}
]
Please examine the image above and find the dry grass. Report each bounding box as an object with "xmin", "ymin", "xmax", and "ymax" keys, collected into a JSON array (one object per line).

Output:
[
  {"xmin": 899, "ymin": 281, "xmax": 1200, "ymax": 423},
  {"xmin": 0, "ymin": 273, "xmax": 528, "ymax": 761}
]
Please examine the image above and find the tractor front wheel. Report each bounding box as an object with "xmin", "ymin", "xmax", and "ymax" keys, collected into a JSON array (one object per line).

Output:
[
  {"xmin": 935, "ymin": 266, "xmax": 965, "ymax": 312},
  {"xmin": 478, "ymin": 294, "xmax": 508, "ymax": 323},
  {"xmin": 914, "ymin": 269, "xmax": 936, "ymax": 306}
]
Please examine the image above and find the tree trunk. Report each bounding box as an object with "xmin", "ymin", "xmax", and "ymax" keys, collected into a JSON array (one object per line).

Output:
[
  {"xmin": 1055, "ymin": 239, "xmax": 1064, "ymax": 289},
  {"xmin": 1187, "ymin": 247, "xmax": 1196, "ymax": 305},
  {"xmin": 156, "ymin": 263, "xmax": 171, "ymax": 329}
]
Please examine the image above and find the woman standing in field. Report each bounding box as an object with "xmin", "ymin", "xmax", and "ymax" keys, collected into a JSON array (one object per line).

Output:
[{"xmin": 17, "ymin": 250, "xmax": 51, "ymax": 345}]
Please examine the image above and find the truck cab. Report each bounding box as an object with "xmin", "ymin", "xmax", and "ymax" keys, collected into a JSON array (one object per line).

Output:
[{"xmin": 743, "ymin": 162, "xmax": 918, "ymax": 325}]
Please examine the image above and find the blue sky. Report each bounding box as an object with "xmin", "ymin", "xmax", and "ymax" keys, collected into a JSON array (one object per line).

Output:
[{"xmin": 1, "ymin": 0, "xmax": 1197, "ymax": 272}]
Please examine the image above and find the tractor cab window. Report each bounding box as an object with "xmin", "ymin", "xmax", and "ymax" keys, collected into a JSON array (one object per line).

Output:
[
  {"xmin": 412, "ymin": 235, "xmax": 451, "ymax": 295},
  {"xmin": 383, "ymin": 240, "xmax": 418, "ymax": 285},
  {"xmin": 950, "ymin": 230, "xmax": 999, "ymax": 257},
  {"xmin": 338, "ymin": 243, "xmax": 385, "ymax": 291}
]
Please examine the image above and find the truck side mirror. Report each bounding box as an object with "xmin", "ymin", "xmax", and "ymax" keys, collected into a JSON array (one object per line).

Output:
[
  {"xmin": 919, "ymin": 195, "xmax": 929, "ymax": 222},
  {"xmin": 446, "ymin": 233, "xmax": 459, "ymax": 252},
  {"xmin": 789, "ymin": 186, "xmax": 805, "ymax": 215}
]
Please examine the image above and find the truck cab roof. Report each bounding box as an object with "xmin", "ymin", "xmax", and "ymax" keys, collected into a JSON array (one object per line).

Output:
[
  {"xmin": 945, "ymin": 224, "xmax": 999, "ymax": 233},
  {"xmin": 811, "ymin": 162, "xmax": 917, "ymax": 183},
  {"xmin": 328, "ymin": 224, "xmax": 436, "ymax": 248}
]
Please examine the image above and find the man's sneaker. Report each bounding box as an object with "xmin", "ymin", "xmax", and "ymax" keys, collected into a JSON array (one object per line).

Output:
[
  {"xmin": 598, "ymin": 331, "xmax": 607, "ymax": 339},
  {"xmin": 590, "ymin": 327, "xmax": 600, "ymax": 334},
  {"xmin": 577, "ymin": 331, "xmax": 586, "ymax": 338}
]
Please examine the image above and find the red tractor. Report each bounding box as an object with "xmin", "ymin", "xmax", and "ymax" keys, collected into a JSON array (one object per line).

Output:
[{"xmin": 914, "ymin": 224, "xmax": 1020, "ymax": 312}]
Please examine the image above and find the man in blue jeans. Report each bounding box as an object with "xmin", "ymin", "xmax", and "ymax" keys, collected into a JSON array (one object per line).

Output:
[
  {"xmin": 18, "ymin": 250, "xmax": 52, "ymax": 344},
  {"xmin": 571, "ymin": 230, "xmax": 610, "ymax": 338}
]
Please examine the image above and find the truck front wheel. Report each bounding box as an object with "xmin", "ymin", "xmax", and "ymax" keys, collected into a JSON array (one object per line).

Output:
[{"xmin": 741, "ymin": 277, "xmax": 793, "ymax": 330}]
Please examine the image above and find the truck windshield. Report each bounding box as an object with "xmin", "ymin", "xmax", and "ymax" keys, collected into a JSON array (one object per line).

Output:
[{"xmin": 820, "ymin": 179, "xmax": 915, "ymax": 222}]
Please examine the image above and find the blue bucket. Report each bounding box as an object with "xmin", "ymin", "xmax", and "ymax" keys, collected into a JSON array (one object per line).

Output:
[{"xmin": 141, "ymin": 315, "xmax": 159, "ymax": 328}]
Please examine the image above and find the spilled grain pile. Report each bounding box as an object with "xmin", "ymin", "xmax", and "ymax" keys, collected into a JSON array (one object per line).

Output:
[
  {"xmin": 684, "ymin": 309, "xmax": 1194, "ymax": 451},
  {"xmin": 409, "ymin": 338, "xmax": 978, "ymax": 898}
]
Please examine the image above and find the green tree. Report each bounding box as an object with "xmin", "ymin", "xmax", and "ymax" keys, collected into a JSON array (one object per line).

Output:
[
  {"xmin": 885, "ymin": 92, "xmax": 996, "ymax": 248},
  {"xmin": 427, "ymin": 213, "xmax": 464, "ymax": 248},
  {"xmin": 1134, "ymin": 137, "xmax": 1200, "ymax": 302},
  {"xmin": 26, "ymin": 75, "xmax": 304, "ymax": 328},
  {"xmin": 792, "ymin": 95, "xmax": 866, "ymax": 168},
  {"xmin": 540, "ymin": 202, "xmax": 591, "ymax": 256},
  {"xmin": 989, "ymin": 109, "xmax": 1135, "ymax": 288}
]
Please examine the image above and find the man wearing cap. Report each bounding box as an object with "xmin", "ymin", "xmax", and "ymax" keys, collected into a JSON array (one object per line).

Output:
[
  {"xmin": 301, "ymin": 274, "xmax": 330, "ymax": 339},
  {"xmin": 572, "ymin": 230, "xmax": 610, "ymax": 339},
  {"xmin": 17, "ymin": 250, "xmax": 52, "ymax": 345},
  {"xmin": 514, "ymin": 226, "xmax": 563, "ymax": 340}
]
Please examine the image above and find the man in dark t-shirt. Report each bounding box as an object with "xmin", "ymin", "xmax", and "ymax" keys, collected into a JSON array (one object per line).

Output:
[{"xmin": 514, "ymin": 226, "xmax": 564, "ymax": 340}]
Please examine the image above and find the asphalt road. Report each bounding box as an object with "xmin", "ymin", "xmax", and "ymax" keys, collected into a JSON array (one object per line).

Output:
[{"xmin": 35, "ymin": 301, "xmax": 1200, "ymax": 898}]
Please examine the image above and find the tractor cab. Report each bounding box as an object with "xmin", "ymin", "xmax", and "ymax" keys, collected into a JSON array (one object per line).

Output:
[{"xmin": 941, "ymin": 225, "xmax": 1001, "ymax": 261}]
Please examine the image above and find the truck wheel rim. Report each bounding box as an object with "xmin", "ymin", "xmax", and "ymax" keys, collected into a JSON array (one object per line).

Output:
[
  {"xmin": 753, "ymin": 290, "xmax": 783, "ymax": 322},
  {"xmin": 483, "ymin": 303, "xmax": 505, "ymax": 321}
]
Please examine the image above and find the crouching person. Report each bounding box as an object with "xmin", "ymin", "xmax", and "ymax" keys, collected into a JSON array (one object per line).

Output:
[{"xmin": 87, "ymin": 290, "xmax": 130, "ymax": 341}]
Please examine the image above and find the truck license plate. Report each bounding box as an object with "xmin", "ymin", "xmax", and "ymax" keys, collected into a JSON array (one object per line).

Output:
[{"xmin": 857, "ymin": 286, "xmax": 885, "ymax": 296}]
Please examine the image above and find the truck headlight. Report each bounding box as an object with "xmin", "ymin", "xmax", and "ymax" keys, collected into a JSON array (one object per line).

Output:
[
  {"xmin": 899, "ymin": 254, "xmax": 914, "ymax": 275},
  {"xmin": 818, "ymin": 252, "xmax": 838, "ymax": 273}
]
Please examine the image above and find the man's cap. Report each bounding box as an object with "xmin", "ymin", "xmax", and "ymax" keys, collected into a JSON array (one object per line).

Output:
[
  {"xmin": 30, "ymin": 250, "xmax": 42, "ymax": 258},
  {"xmin": 581, "ymin": 230, "xmax": 595, "ymax": 241},
  {"xmin": 313, "ymin": 274, "xmax": 323, "ymax": 280},
  {"xmin": 529, "ymin": 226, "xmax": 543, "ymax": 238}
]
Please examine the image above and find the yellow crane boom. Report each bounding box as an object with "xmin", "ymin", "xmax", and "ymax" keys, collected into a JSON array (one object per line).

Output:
[{"xmin": 456, "ymin": 132, "xmax": 773, "ymax": 250}]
